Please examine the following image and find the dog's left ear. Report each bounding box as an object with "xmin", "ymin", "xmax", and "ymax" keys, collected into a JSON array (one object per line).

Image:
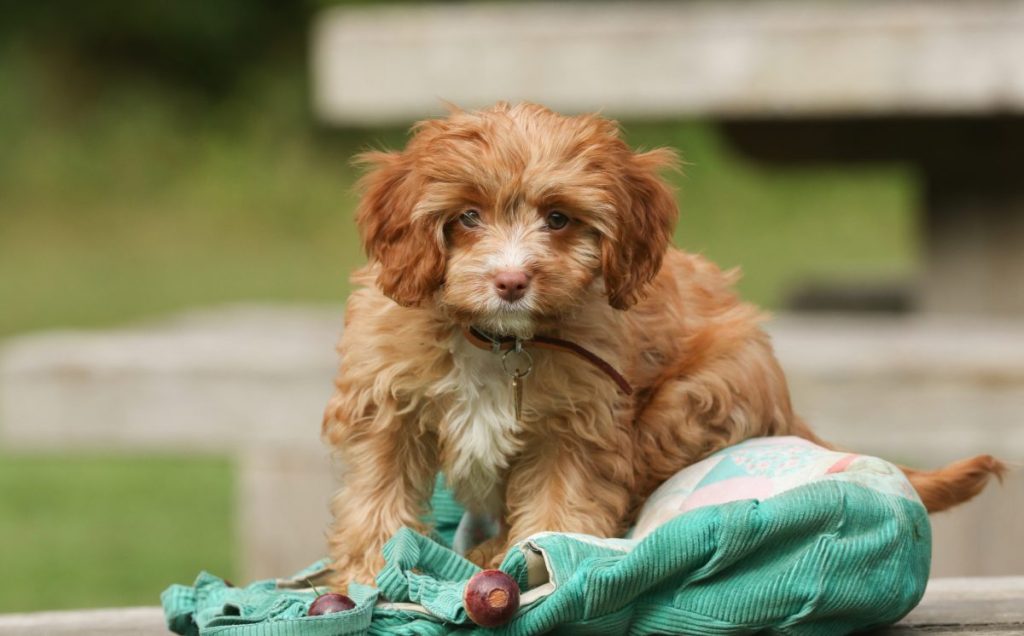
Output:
[
  {"xmin": 602, "ymin": 148, "xmax": 679, "ymax": 309},
  {"xmin": 354, "ymin": 151, "xmax": 446, "ymax": 307}
]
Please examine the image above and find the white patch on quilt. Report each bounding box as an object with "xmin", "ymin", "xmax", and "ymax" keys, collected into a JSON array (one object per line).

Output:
[{"xmin": 438, "ymin": 335, "xmax": 524, "ymax": 513}]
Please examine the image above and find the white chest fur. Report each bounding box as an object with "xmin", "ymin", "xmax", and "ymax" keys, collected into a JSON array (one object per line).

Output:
[{"xmin": 437, "ymin": 336, "xmax": 524, "ymax": 513}]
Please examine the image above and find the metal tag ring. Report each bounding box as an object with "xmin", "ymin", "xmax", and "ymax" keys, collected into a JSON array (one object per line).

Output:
[{"xmin": 502, "ymin": 348, "xmax": 533, "ymax": 378}]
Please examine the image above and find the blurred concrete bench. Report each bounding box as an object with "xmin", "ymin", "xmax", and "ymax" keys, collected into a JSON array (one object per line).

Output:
[
  {"xmin": 0, "ymin": 305, "xmax": 345, "ymax": 581},
  {"xmin": 1, "ymin": 577, "xmax": 1021, "ymax": 634},
  {"xmin": 1, "ymin": 305, "xmax": 1022, "ymax": 580},
  {"xmin": 313, "ymin": 0, "xmax": 1024, "ymax": 315}
]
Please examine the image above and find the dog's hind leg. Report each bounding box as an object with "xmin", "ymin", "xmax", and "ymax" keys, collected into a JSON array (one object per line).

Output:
[{"xmin": 633, "ymin": 330, "xmax": 803, "ymax": 500}]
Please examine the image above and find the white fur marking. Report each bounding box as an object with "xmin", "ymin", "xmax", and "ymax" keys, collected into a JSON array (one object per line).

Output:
[
  {"xmin": 440, "ymin": 336, "xmax": 524, "ymax": 513},
  {"xmin": 488, "ymin": 226, "xmax": 531, "ymax": 273}
]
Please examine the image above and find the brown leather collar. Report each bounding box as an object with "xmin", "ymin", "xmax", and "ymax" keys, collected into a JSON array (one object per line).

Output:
[{"xmin": 462, "ymin": 326, "xmax": 633, "ymax": 395}]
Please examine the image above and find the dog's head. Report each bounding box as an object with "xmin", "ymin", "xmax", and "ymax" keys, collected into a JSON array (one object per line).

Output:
[{"xmin": 355, "ymin": 102, "xmax": 678, "ymax": 335}]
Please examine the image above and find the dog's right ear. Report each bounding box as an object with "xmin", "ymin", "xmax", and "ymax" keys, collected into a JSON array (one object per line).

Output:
[{"xmin": 354, "ymin": 151, "xmax": 446, "ymax": 307}]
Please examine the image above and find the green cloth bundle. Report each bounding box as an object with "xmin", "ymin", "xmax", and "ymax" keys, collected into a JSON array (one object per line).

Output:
[{"xmin": 162, "ymin": 437, "xmax": 930, "ymax": 635}]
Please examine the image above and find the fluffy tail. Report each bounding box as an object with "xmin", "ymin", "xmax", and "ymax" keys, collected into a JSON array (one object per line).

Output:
[{"xmin": 900, "ymin": 455, "xmax": 1008, "ymax": 513}]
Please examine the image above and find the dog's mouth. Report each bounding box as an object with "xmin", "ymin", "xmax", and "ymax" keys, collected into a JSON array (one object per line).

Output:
[
  {"xmin": 496, "ymin": 296, "xmax": 530, "ymax": 310},
  {"xmin": 438, "ymin": 277, "xmax": 586, "ymax": 339},
  {"xmin": 473, "ymin": 304, "xmax": 585, "ymax": 340},
  {"xmin": 474, "ymin": 307, "xmax": 537, "ymax": 339}
]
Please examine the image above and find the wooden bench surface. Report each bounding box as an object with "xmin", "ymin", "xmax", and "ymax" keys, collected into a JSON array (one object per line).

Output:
[
  {"xmin": 313, "ymin": 0, "xmax": 1024, "ymax": 124},
  {"xmin": 1, "ymin": 577, "xmax": 1020, "ymax": 634}
]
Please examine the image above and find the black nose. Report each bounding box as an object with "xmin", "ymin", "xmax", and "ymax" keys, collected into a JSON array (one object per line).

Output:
[{"xmin": 494, "ymin": 270, "xmax": 530, "ymax": 302}]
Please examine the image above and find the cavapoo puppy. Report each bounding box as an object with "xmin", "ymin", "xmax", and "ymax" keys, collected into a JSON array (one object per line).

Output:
[{"xmin": 323, "ymin": 102, "xmax": 1003, "ymax": 588}]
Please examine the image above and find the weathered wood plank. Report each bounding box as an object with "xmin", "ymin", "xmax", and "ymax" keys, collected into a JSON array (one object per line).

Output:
[
  {"xmin": 1, "ymin": 578, "xmax": 1021, "ymax": 633},
  {"xmin": 876, "ymin": 577, "xmax": 1024, "ymax": 635},
  {"xmin": 0, "ymin": 607, "xmax": 167, "ymax": 635}
]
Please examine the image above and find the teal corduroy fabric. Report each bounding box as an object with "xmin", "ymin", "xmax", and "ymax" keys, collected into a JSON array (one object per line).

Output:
[{"xmin": 162, "ymin": 478, "xmax": 929, "ymax": 635}]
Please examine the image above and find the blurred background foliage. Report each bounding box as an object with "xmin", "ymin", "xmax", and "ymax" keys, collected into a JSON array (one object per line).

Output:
[{"xmin": 0, "ymin": 1, "xmax": 915, "ymax": 611}]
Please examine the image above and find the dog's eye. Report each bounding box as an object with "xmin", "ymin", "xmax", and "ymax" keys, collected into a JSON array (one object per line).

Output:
[
  {"xmin": 459, "ymin": 209, "xmax": 481, "ymax": 228},
  {"xmin": 545, "ymin": 211, "xmax": 570, "ymax": 230}
]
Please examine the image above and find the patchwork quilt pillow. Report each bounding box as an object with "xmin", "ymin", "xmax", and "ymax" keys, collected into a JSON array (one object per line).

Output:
[{"xmin": 631, "ymin": 435, "xmax": 920, "ymax": 540}]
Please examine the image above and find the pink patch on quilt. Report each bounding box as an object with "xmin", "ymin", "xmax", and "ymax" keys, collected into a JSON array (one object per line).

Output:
[
  {"xmin": 826, "ymin": 454, "xmax": 859, "ymax": 474},
  {"xmin": 678, "ymin": 476, "xmax": 775, "ymax": 514}
]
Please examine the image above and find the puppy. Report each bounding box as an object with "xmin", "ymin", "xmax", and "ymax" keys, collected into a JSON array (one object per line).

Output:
[{"xmin": 323, "ymin": 102, "xmax": 1003, "ymax": 589}]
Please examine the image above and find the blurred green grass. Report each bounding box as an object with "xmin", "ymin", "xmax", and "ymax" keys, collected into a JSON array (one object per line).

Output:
[
  {"xmin": 0, "ymin": 46, "xmax": 918, "ymax": 337},
  {"xmin": 0, "ymin": 453, "xmax": 234, "ymax": 612},
  {"xmin": 0, "ymin": 39, "xmax": 917, "ymax": 612}
]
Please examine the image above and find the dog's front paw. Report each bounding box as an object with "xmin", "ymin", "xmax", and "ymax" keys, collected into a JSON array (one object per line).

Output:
[
  {"xmin": 466, "ymin": 536, "xmax": 508, "ymax": 569},
  {"xmin": 327, "ymin": 551, "xmax": 384, "ymax": 594}
]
